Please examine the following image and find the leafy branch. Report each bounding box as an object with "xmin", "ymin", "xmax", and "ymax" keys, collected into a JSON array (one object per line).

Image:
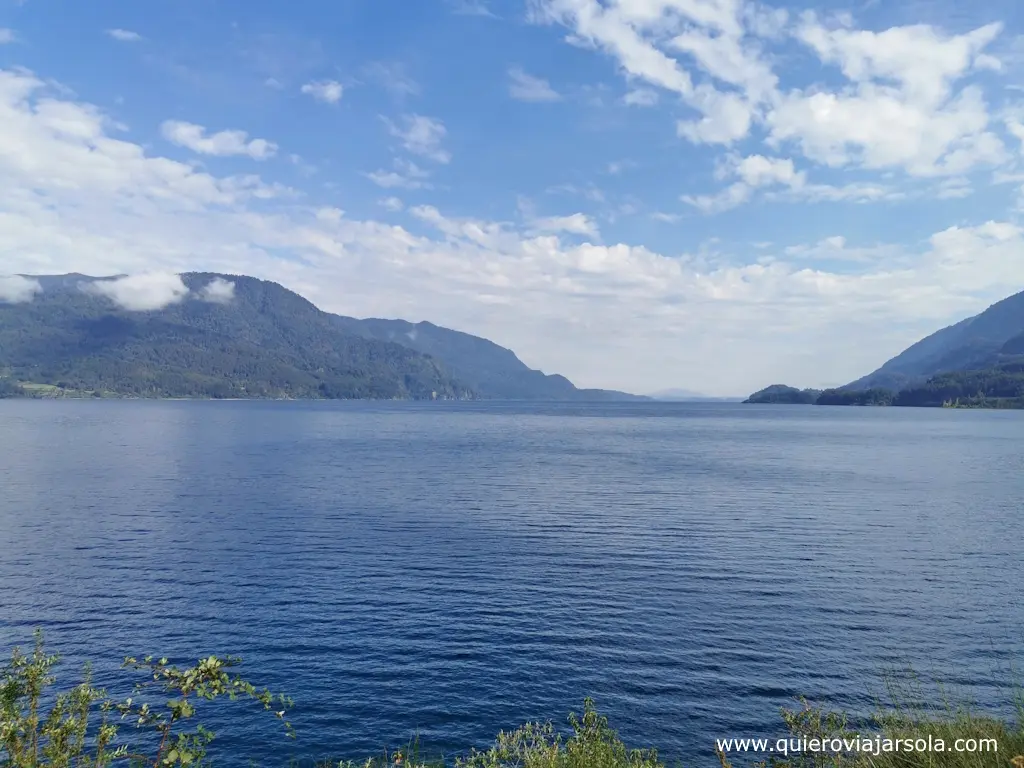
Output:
[{"xmin": 0, "ymin": 631, "xmax": 293, "ymax": 768}]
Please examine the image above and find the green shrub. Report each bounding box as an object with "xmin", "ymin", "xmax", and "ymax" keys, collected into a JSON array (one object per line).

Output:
[
  {"xmin": 455, "ymin": 699, "xmax": 662, "ymax": 768},
  {"xmin": 0, "ymin": 631, "xmax": 292, "ymax": 767}
]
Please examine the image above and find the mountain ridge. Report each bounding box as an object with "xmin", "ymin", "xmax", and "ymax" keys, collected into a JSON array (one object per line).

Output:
[
  {"xmin": 0, "ymin": 272, "xmax": 645, "ymax": 401},
  {"xmin": 331, "ymin": 315, "xmax": 643, "ymax": 401}
]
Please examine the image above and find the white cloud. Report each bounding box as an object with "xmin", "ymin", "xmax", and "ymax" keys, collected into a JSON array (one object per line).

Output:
[
  {"xmin": 198, "ymin": 277, "xmax": 236, "ymax": 304},
  {"xmin": 379, "ymin": 196, "xmax": 404, "ymax": 211},
  {"xmin": 384, "ymin": 114, "xmax": 451, "ymax": 163},
  {"xmin": 533, "ymin": 0, "xmax": 1015, "ymax": 188},
  {"xmin": 508, "ymin": 67, "xmax": 562, "ymax": 102},
  {"xmin": 683, "ymin": 182, "xmax": 753, "ymax": 213},
  {"xmin": 106, "ymin": 29, "xmax": 141, "ymax": 42},
  {"xmin": 301, "ymin": 80, "xmax": 344, "ymax": 104},
  {"xmin": 84, "ymin": 273, "xmax": 190, "ymax": 311},
  {"xmin": 531, "ymin": 0, "xmax": 695, "ymax": 95},
  {"xmin": 795, "ymin": 19, "xmax": 1002, "ymax": 107},
  {"xmin": 783, "ymin": 235, "xmax": 905, "ymax": 265},
  {"xmin": 518, "ymin": 197, "xmax": 600, "ymax": 238},
  {"xmin": 529, "ymin": 212, "xmax": 600, "ymax": 238},
  {"xmin": 623, "ymin": 88, "xmax": 659, "ymax": 106},
  {"xmin": 160, "ymin": 121, "xmax": 278, "ymax": 160},
  {"xmin": 548, "ymin": 182, "xmax": 605, "ymax": 202},
  {"xmin": 532, "ymin": 0, "xmax": 768, "ymax": 144},
  {"xmin": 734, "ymin": 154, "xmax": 804, "ymax": 187},
  {"xmin": 685, "ymin": 154, "xmax": 805, "ymax": 212},
  {"xmin": 0, "ymin": 275, "xmax": 41, "ymax": 303},
  {"xmin": 0, "ymin": 28, "xmax": 15, "ymax": 44},
  {"xmin": 0, "ymin": 69, "xmax": 289, "ymax": 211},
  {"xmin": 366, "ymin": 158, "xmax": 432, "ymax": 189},
  {"xmin": 767, "ymin": 84, "xmax": 1006, "ymax": 177},
  {"xmin": 4, "ymin": 64, "xmax": 1024, "ymax": 394},
  {"xmin": 677, "ymin": 90, "xmax": 755, "ymax": 144},
  {"xmin": 936, "ymin": 177, "xmax": 973, "ymax": 199},
  {"xmin": 366, "ymin": 171, "xmax": 424, "ymax": 189},
  {"xmin": 767, "ymin": 18, "xmax": 1008, "ymax": 177},
  {"xmin": 788, "ymin": 181, "xmax": 902, "ymax": 204}
]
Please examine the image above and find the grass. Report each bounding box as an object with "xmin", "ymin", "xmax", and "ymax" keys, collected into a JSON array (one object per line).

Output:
[
  {"xmin": 2, "ymin": 635, "xmax": 1022, "ymax": 767},
  {"xmin": 721, "ymin": 692, "xmax": 1024, "ymax": 768}
]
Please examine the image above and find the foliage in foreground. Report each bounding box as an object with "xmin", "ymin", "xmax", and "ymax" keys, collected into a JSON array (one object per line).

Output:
[
  {"xmin": 452, "ymin": 701, "xmax": 661, "ymax": 768},
  {"xmin": 2, "ymin": 635, "xmax": 1023, "ymax": 768},
  {"xmin": 0, "ymin": 632, "xmax": 292, "ymax": 767}
]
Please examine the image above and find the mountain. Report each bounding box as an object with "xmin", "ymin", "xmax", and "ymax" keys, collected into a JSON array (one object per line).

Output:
[
  {"xmin": 0, "ymin": 273, "xmax": 470, "ymax": 399},
  {"xmin": 846, "ymin": 289, "xmax": 1024, "ymax": 391},
  {"xmin": 331, "ymin": 316, "xmax": 646, "ymax": 401},
  {"xmin": 0, "ymin": 273, "xmax": 644, "ymax": 401}
]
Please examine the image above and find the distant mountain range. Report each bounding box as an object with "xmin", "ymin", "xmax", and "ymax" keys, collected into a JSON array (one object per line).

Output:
[
  {"xmin": 745, "ymin": 288, "xmax": 1024, "ymax": 408},
  {"xmin": 0, "ymin": 273, "xmax": 646, "ymax": 401},
  {"xmin": 647, "ymin": 388, "xmax": 743, "ymax": 402}
]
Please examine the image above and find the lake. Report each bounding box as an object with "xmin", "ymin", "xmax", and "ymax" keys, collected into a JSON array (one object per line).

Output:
[{"xmin": 0, "ymin": 400, "xmax": 1021, "ymax": 765}]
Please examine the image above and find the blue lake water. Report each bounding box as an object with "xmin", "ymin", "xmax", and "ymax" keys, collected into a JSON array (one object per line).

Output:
[{"xmin": 1, "ymin": 400, "xmax": 1022, "ymax": 765}]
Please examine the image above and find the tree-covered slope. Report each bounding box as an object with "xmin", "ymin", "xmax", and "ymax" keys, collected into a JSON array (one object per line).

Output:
[
  {"xmin": 893, "ymin": 359, "xmax": 1024, "ymax": 408},
  {"xmin": 0, "ymin": 273, "xmax": 471, "ymax": 399},
  {"xmin": 846, "ymin": 290, "xmax": 1024, "ymax": 391},
  {"xmin": 332, "ymin": 316, "xmax": 646, "ymax": 401},
  {"xmin": 1, "ymin": 272, "xmax": 645, "ymax": 401}
]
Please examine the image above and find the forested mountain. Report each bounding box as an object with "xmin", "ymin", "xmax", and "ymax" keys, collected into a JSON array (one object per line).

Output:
[
  {"xmin": 0, "ymin": 274, "xmax": 470, "ymax": 399},
  {"xmin": 0, "ymin": 272, "xmax": 643, "ymax": 401},
  {"xmin": 743, "ymin": 287, "xmax": 1024, "ymax": 409},
  {"xmin": 332, "ymin": 316, "xmax": 644, "ymax": 401},
  {"xmin": 846, "ymin": 289, "xmax": 1024, "ymax": 390}
]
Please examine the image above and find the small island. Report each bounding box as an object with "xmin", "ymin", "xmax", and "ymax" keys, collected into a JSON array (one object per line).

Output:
[{"xmin": 743, "ymin": 384, "xmax": 822, "ymax": 404}]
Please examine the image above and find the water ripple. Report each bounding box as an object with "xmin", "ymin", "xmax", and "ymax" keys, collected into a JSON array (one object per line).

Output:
[{"xmin": 0, "ymin": 400, "xmax": 1022, "ymax": 765}]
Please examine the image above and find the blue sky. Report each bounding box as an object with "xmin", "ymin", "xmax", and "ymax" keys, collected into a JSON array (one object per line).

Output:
[{"xmin": 1, "ymin": 0, "xmax": 1023, "ymax": 395}]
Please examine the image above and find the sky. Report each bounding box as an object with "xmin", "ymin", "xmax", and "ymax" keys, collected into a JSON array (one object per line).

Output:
[{"xmin": 1, "ymin": 0, "xmax": 1023, "ymax": 396}]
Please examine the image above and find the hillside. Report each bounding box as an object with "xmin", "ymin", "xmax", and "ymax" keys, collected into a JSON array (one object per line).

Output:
[
  {"xmin": 0, "ymin": 273, "xmax": 471, "ymax": 399},
  {"xmin": 0, "ymin": 272, "xmax": 644, "ymax": 401},
  {"xmin": 332, "ymin": 316, "xmax": 646, "ymax": 401},
  {"xmin": 893, "ymin": 359, "xmax": 1024, "ymax": 408},
  {"xmin": 847, "ymin": 289, "xmax": 1024, "ymax": 390}
]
